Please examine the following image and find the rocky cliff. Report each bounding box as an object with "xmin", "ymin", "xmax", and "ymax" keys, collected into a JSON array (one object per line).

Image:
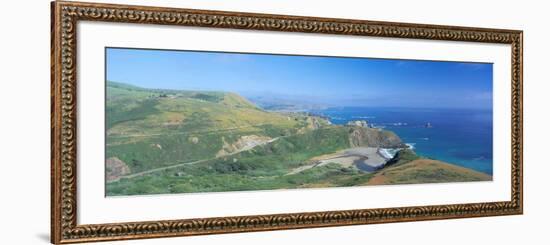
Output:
[{"xmin": 347, "ymin": 126, "xmax": 405, "ymax": 148}]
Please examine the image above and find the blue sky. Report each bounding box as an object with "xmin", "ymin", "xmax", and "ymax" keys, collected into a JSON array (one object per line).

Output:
[{"xmin": 106, "ymin": 47, "xmax": 493, "ymax": 109}]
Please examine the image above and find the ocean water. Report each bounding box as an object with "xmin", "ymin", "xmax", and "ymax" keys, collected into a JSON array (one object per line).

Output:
[{"xmin": 311, "ymin": 107, "xmax": 493, "ymax": 175}]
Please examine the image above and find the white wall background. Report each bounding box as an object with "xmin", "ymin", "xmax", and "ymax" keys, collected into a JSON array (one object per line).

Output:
[{"xmin": 0, "ymin": 0, "xmax": 547, "ymax": 244}]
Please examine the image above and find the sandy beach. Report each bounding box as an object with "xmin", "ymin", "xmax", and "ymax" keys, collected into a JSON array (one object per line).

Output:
[{"xmin": 287, "ymin": 147, "xmax": 390, "ymax": 175}]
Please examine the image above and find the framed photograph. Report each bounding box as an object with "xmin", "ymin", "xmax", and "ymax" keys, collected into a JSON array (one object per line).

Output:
[{"xmin": 51, "ymin": 1, "xmax": 523, "ymax": 243}]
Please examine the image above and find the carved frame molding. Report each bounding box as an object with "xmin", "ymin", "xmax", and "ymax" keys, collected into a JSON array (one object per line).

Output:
[{"xmin": 51, "ymin": 1, "xmax": 523, "ymax": 243}]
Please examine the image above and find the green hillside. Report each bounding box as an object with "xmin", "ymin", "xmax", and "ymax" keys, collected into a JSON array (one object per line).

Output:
[
  {"xmin": 105, "ymin": 82, "xmax": 490, "ymax": 196},
  {"xmin": 106, "ymin": 81, "xmax": 327, "ymax": 174}
]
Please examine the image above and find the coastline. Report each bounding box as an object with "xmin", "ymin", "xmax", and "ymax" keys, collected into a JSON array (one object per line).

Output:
[
  {"xmin": 309, "ymin": 107, "xmax": 493, "ymax": 175},
  {"xmin": 288, "ymin": 146, "xmax": 405, "ymax": 175}
]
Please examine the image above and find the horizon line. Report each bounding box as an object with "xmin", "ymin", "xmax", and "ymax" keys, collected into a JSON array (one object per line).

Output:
[{"xmin": 107, "ymin": 80, "xmax": 492, "ymax": 111}]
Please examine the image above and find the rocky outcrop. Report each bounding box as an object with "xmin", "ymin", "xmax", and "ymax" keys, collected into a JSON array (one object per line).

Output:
[
  {"xmin": 348, "ymin": 127, "xmax": 405, "ymax": 148},
  {"xmin": 347, "ymin": 120, "xmax": 369, "ymax": 128},
  {"xmin": 384, "ymin": 149, "xmax": 420, "ymax": 167},
  {"xmin": 306, "ymin": 116, "xmax": 324, "ymax": 130},
  {"xmin": 189, "ymin": 136, "xmax": 199, "ymax": 144},
  {"xmin": 106, "ymin": 157, "xmax": 131, "ymax": 182}
]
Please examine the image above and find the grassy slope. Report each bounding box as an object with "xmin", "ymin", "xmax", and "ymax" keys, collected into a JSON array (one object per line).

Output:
[
  {"xmin": 105, "ymin": 81, "xmax": 491, "ymax": 196},
  {"xmin": 367, "ymin": 149, "xmax": 492, "ymax": 185},
  {"xmin": 106, "ymin": 81, "xmax": 307, "ymax": 173},
  {"xmin": 107, "ymin": 126, "xmax": 373, "ymax": 195},
  {"xmin": 107, "ymin": 163, "xmax": 373, "ymax": 195}
]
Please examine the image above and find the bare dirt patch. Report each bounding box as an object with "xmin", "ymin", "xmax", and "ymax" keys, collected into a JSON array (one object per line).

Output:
[
  {"xmin": 106, "ymin": 157, "xmax": 131, "ymax": 182},
  {"xmin": 216, "ymin": 135, "xmax": 273, "ymax": 157}
]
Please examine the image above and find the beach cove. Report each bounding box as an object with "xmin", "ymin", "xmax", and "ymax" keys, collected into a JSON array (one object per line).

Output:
[{"xmin": 311, "ymin": 107, "xmax": 493, "ymax": 175}]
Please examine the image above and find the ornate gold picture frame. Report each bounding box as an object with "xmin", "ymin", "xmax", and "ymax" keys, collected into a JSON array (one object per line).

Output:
[{"xmin": 51, "ymin": 1, "xmax": 523, "ymax": 243}]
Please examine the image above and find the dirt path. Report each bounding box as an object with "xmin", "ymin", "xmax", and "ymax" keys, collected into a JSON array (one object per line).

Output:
[
  {"xmin": 109, "ymin": 158, "xmax": 208, "ymax": 183},
  {"xmin": 108, "ymin": 136, "xmax": 281, "ymax": 183}
]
